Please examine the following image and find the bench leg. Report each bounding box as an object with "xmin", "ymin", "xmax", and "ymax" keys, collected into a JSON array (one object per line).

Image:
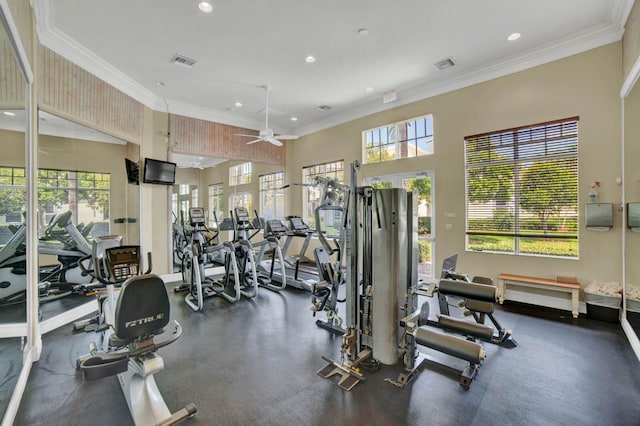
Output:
[{"xmin": 571, "ymin": 289, "xmax": 579, "ymax": 318}]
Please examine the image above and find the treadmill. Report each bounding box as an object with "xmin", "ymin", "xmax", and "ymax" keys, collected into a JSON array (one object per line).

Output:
[{"xmin": 266, "ymin": 217, "xmax": 321, "ymax": 291}]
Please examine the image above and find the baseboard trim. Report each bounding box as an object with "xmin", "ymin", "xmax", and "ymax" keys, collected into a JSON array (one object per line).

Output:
[{"xmin": 621, "ymin": 317, "xmax": 640, "ymax": 362}]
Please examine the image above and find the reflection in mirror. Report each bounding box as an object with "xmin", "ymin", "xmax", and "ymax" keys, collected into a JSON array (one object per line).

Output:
[
  {"xmin": 625, "ymin": 70, "xmax": 640, "ymax": 335},
  {"xmin": 0, "ymin": 8, "xmax": 27, "ymax": 418},
  {"xmin": 171, "ymin": 154, "xmax": 227, "ymax": 273},
  {"xmin": 36, "ymin": 111, "xmax": 140, "ymax": 322},
  {"xmin": 170, "ymin": 156, "xmax": 284, "ymax": 276}
]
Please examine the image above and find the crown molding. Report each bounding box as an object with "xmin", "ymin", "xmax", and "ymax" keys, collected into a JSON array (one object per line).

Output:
[
  {"xmin": 32, "ymin": 0, "xmax": 626, "ymax": 138},
  {"xmin": 611, "ymin": 0, "xmax": 636, "ymax": 28},
  {"xmin": 162, "ymin": 99, "xmax": 266, "ymax": 131},
  {"xmin": 294, "ymin": 23, "xmax": 624, "ymax": 136}
]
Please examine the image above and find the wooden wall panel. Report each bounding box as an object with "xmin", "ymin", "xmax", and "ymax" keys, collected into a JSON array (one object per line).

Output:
[
  {"xmin": 37, "ymin": 46, "xmax": 144, "ymax": 143},
  {"xmin": 0, "ymin": 39, "xmax": 26, "ymax": 108},
  {"xmin": 170, "ymin": 114, "xmax": 285, "ymax": 165}
]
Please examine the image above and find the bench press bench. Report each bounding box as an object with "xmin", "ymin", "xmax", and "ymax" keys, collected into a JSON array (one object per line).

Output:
[{"xmin": 497, "ymin": 273, "xmax": 581, "ymax": 319}]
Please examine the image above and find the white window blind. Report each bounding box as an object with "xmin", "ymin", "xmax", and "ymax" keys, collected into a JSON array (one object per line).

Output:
[{"xmin": 464, "ymin": 117, "xmax": 579, "ymax": 258}]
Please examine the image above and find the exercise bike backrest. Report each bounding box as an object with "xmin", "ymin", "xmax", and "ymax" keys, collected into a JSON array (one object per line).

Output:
[{"xmin": 112, "ymin": 274, "xmax": 170, "ymax": 343}]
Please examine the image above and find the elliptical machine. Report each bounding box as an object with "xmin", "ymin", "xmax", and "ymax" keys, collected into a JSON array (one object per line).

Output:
[
  {"xmin": 174, "ymin": 207, "xmax": 241, "ymax": 312},
  {"xmin": 228, "ymin": 207, "xmax": 260, "ymax": 298},
  {"xmin": 76, "ymin": 240, "xmax": 196, "ymax": 425}
]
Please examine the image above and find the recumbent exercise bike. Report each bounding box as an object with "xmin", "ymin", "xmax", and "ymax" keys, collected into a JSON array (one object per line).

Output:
[{"xmin": 76, "ymin": 242, "xmax": 196, "ymax": 425}]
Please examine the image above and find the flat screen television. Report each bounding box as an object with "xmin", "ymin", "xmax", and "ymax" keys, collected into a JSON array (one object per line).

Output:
[
  {"xmin": 627, "ymin": 202, "xmax": 640, "ymax": 229},
  {"xmin": 143, "ymin": 158, "xmax": 176, "ymax": 185},
  {"xmin": 124, "ymin": 158, "xmax": 139, "ymax": 185}
]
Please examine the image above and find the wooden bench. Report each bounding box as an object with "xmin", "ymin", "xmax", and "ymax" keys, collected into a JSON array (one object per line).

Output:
[{"xmin": 498, "ymin": 273, "xmax": 581, "ymax": 318}]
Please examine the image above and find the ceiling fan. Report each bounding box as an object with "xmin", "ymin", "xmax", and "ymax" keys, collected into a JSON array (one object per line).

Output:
[{"xmin": 235, "ymin": 86, "xmax": 298, "ymax": 147}]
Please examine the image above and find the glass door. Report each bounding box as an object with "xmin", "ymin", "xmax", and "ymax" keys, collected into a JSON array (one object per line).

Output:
[{"xmin": 364, "ymin": 171, "xmax": 434, "ymax": 281}]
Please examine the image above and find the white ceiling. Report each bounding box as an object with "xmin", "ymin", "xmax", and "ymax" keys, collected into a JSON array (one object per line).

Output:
[{"xmin": 31, "ymin": 0, "xmax": 632, "ymax": 141}]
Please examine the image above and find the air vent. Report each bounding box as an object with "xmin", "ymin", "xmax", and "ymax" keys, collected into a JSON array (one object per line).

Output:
[
  {"xmin": 383, "ymin": 90, "xmax": 397, "ymax": 104},
  {"xmin": 433, "ymin": 57, "xmax": 455, "ymax": 70},
  {"xmin": 317, "ymin": 105, "xmax": 332, "ymax": 111},
  {"xmin": 171, "ymin": 54, "xmax": 197, "ymax": 68}
]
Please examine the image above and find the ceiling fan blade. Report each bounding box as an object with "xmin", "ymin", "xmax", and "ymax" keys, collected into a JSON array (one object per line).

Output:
[
  {"xmin": 236, "ymin": 133, "xmax": 259, "ymax": 138},
  {"xmin": 275, "ymin": 134, "xmax": 298, "ymax": 140},
  {"xmin": 246, "ymin": 138, "xmax": 263, "ymax": 145},
  {"xmin": 267, "ymin": 138, "xmax": 283, "ymax": 147}
]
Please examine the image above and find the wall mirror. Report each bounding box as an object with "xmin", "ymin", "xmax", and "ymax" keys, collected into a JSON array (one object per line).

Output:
[
  {"xmin": 624, "ymin": 58, "xmax": 640, "ymax": 338},
  {"xmin": 36, "ymin": 110, "xmax": 140, "ymax": 325},
  {"xmin": 0, "ymin": 3, "xmax": 28, "ymax": 418},
  {"xmin": 170, "ymin": 157, "xmax": 283, "ymax": 275},
  {"xmin": 171, "ymin": 157, "xmax": 227, "ymax": 274}
]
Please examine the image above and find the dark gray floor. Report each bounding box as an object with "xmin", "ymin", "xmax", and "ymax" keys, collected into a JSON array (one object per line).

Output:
[{"xmin": 11, "ymin": 283, "xmax": 640, "ymax": 426}]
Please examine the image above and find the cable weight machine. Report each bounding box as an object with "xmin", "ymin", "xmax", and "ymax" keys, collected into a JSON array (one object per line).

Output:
[{"xmin": 318, "ymin": 161, "xmax": 487, "ymax": 391}]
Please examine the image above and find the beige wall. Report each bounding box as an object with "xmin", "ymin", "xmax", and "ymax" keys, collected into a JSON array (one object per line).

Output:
[
  {"xmin": 286, "ymin": 42, "xmax": 623, "ymax": 289},
  {"xmin": 139, "ymin": 108, "xmax": 171, "ymax": 273}
]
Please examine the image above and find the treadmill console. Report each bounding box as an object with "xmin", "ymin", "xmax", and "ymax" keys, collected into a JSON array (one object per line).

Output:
[
  {"xmin": 266, "ymin": 219, "xmax": 288, "ymax": 235},
  {"xmin": 190, "ymin": 207, "xmax": 206, "ymax": 227},
  {"xmin": 289, "ymin": 217, "xmax": 310, "ymax": 233},
  {"xmin": 105, "ymin": 246, "xmax": 140, "ymax": 282}
]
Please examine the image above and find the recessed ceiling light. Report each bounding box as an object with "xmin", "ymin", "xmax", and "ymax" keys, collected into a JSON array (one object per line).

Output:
[
  {"xmin": 234, "ymin": 102, "xmax": 243, "ymax": 108},
  {"xmin": 357, "ymin": 28, "xmax": 369, "ymax": 37},
  {"xmin": 290, "ymin": 117, "xmax": 298, "ymax": 122},
  {"xmin": 305, "ymin": 55, "xmax": 316, "ymax": 63},
  {"xmin": 365, "ymin": 87, "xmax": 374, "ymax": 93},
  {"xmin": 155, "ymin": 81, "xmax": 166, "ymax": 87},
  {"xmin": 317, "ymin": 105, "xmax": 331, "ymax": 111},
  {"xmin": 3, "ymin": 111, "xmax": 16, "ymax": 116},
  {"xmin": 507, "ymin": 32, "xmax": 521, "ymax": 41},
  {"xmin": 198, "ymin": 1, "xmax": 213, "ymax": 13}
]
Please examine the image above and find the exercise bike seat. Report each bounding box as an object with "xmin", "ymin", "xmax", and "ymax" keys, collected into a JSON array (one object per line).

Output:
[{"xmin": 110, "ymin": 274, "xmax": 171, "ymax": 347}]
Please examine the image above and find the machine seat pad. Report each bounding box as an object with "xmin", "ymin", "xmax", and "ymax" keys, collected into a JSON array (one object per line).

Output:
[{"xmin": 113, "ymin": 274, "xmax": 170, "ymax": 343}]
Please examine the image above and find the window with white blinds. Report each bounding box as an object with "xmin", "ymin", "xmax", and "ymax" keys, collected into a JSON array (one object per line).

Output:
[
  {"xmin": 464, "ymin": 117, "xmax": 579, "ymax": 258},
  {"xmin": 259, "ymin": 172, "xmax": 285, "ymax": 220}
]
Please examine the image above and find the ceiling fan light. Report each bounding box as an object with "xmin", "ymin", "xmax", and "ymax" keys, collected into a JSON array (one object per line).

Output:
[
  {"xmin": 507, "ymin": 32, "xmax": 521, "ymax": 41},
  {"xmin": 198, "ymin": 1, "xmax": 213, "ymax": 13}
]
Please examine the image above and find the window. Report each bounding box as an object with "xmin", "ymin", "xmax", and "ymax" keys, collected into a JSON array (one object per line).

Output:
[
  {"xmin": 191, "ymin": 188, "xmax": 198, "ymax": 209},
  {"xmin": 208, "ymin": 183, "xmax": 224, "ymax": 226},
  {"xmin": 229, "ymin": 162, "xmax": 252, "ymax": 186},
  {"xmin": 0, "ymin": 166, "xmax": 110, "ymax": 239},
  {"xmin": 259, "ymin": 172, "xmax": 285, "ymax": 220},
  {"xmin": 230, "ymin": 192, "xmax": 253, "ymax": 217},
  {"xmin": 302, "ymin": 160, "xmax": 344, "ymax": 228},
  {"xmin": 363, "ymin": 114, "xmax": 433, "ymax": 164},
  {"xmin": 464, "ymin": 117, "xmax": 579, "ymax": 258},
  {"xmin": 178, "ymin": 184, "xmax": 190, "ymax": 195}
]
